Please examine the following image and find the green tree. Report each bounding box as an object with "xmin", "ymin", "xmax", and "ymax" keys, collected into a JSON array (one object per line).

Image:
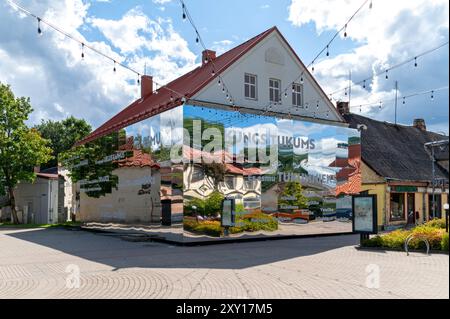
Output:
[
  {"xmin": 35, "ymin": 116, "xmax": 91, "ymax": 169},
  {"xmin": 0, "ymin": 83, "xmax": 53, "ymax": 224},
  {"xmin": 279, "ymin": 182, "xmax": 308, "ymax": 211}
]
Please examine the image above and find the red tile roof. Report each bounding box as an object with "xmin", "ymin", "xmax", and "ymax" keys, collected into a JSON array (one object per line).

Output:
[{"xmin": 77, "ymin": 27, "xmax": 277, "ymax": 146}]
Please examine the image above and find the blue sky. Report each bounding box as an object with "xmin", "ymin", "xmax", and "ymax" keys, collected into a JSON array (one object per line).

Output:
[{"xmin": 0, "ymin": 0, "xmax": 448, "ymax": 134}]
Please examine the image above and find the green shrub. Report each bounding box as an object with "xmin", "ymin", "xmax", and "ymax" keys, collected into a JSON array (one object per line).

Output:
[
  {"xmin": 362, "ymin": 225, "xmax": 446, "ymax": 251},
  {"xmin": 425, "ymin": 218, "xmax": 446, "ymax": 229},
  {"xmin": 442, "ymin": 233, "xmax": 449, "ymax": 251},
  {"xmin": 183, "ymin": 219, "xmax": 222, "ymax": 237}
]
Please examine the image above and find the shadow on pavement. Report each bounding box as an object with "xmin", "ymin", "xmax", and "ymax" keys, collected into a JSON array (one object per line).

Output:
[{"xmin": 4, "ymin": 228, "xmax": 359, "ymax": 270}]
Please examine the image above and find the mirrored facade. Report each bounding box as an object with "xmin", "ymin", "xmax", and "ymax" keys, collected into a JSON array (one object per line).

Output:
[{"xmin": 67, "ymin": 104, "xmax": 361, "ymax": 243}]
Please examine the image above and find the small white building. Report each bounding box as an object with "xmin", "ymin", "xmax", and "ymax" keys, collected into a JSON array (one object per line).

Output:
[{"xmin": 0, "ymin": 167, "xmax": 75, "ymax": 225}]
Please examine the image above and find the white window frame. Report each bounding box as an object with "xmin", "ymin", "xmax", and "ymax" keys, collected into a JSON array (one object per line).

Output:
[
  {"xmin": 292, "ymin": 83, "xmax": 304, "ymax": 107},
  {"xmin": 244, "ymin": 74, "xmax": 257, "ymax": 100},
  {"xmin": 269, "ymin": 78, "xmax": 281, "ymax": 103}
]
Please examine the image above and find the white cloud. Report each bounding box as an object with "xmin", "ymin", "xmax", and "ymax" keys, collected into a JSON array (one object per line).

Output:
[
  {"xmin": 211, "ymin": 40, "xmax": 234, "ymax": 55},
  {"xmin": 288, "ymin": 0, "xmax": 449, "ymax": 131},
  {"xmin": 0, "ymin": 0, "xmax": 197, "ymax": 129}
]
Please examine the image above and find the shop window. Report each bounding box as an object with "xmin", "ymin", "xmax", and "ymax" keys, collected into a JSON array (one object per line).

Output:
[
  {"xmin": 244, "ymin": 74, "xmax": 257, "ymax": 100},
  {"xmin": 225, "ymin": 176, "xmax": 236, "ymax": 190},
  {"xmin": 390, "ymin": 193, "xmax": 405, "ymax": 221}
]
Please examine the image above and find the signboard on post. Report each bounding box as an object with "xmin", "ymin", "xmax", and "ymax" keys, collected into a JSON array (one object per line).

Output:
[
  {"xmin": 352, "ymin": 195, "xmax": 378, "ymax": 235},
  {"xmin": 221, "ymin": 199, "xmax": 235, "ymax": 228}
]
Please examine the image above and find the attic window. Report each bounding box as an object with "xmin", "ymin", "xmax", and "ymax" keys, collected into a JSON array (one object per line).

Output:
[
  {"xmin": 269, "ymin": 78, "xmax": 281, "ymax": 103},
  {"xmin": 292, "ymin": 83, "xmax": 304, "ymax": 107},
  {"xmin": 244, "ymin": 74, "xmax": 257, "ymax": 100}
]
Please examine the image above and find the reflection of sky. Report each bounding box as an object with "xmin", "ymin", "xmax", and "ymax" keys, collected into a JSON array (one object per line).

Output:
[{"xmin": 184, "ymin": 105, "xmax": 359, "ymax": 178}]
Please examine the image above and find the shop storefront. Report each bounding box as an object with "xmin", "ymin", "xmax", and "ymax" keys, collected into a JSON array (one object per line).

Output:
[{"xmin": 66, "ymin": 104, "xmax": 362, "ymax": 243}]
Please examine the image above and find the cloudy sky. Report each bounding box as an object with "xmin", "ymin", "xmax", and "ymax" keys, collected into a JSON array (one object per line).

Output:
[{"xmin": 0, "ymin": 0, "xmax": 448, "ymax": 134}]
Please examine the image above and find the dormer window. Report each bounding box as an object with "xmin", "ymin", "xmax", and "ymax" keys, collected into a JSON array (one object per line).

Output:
[
  {"xmin": 244, "ymin": 74, "xmax": 257, "ymax": 100},
  {"xmin": 292, "ymin": 83, "xmax": 304, "ymax": 107},
  {"xmin": 269, "ymin": 78, "xmax": 281, "ymax": 103}
]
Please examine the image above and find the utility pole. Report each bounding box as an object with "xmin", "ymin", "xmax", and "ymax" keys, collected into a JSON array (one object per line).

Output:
[
  {"xmin": 394, "ymin": 81, "xmax": 398, "ymax": 125},
  {"xmin": 349, "ymin": 70, "xmax": 352, "ymax": 106}
]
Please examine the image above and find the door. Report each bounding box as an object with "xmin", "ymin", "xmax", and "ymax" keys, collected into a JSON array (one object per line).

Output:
[
  {"xmin": 429, "ymin": 194, "xmax": 442, "ymax": 219},
  {"xmin": 161, "ymin": 199, "xmax": 172, "ymax": 226},
  {"xmin": 407, "ymin": 193, "xmax": 415, "ymax": 224}
]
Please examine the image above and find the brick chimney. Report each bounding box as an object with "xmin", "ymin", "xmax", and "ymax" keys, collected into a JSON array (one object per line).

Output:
[
  {"xmin": 413, "ymin": 119, "xmax": 427, "ymax": 131},
  {"xmin": 141, "ymin": 75, "xmax": 153, "ymax": 98},
  {"xmin": 202, "ymin": 50, "xmax": 216, "ymax": 66},
  {"xmin": 336, "ymin": 101, "xmax": 350, "ymax": 116}
]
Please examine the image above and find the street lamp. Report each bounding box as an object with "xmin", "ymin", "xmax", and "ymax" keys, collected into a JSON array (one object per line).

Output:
[{"xmin": 444, "ymin": 203, "xmax": 449, "ymax": 233}]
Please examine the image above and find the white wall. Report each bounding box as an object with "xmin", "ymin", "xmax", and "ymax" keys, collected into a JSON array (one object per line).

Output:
[
  {"xmin": 14, "ymin": 177, "xmax": 52, "ymax": 224},
  {"xmin": 193, "ymin": 31, "xmax": 342, "ymax": 122}
]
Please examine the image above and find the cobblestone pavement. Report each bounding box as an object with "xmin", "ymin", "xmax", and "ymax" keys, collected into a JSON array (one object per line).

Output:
[{"xmin": 0, "ymin": 228, "xmax": 448, "ymax": 299}]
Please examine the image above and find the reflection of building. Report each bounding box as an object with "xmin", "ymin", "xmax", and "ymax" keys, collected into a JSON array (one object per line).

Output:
[
  {"xmin": 73, "ymin": 27, "xmax": 361, "ymax": 243},
  {"xmin": 339, "ymin": 104, "xmax": 449, "ymax": 230}
]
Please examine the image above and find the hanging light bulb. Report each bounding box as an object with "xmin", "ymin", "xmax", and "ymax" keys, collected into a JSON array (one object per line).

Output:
[
  {"xmin": 345, "ymin": 88, "xmax": 348, "ymax": 96},
  {"xmin": 113, "ymin": 61, "xmax": 116, "ymax": 73},
  {"xmin": 326, "ymin": 111, "xmax": 329, "ymax": 118},
  {"xmin": 300, "ymin": 75, "xmax": 304, "ymax": 84},
  {"xmin": 344, "ymin": 24, "xmax": 348, "ymax": 38},
  {"xmin": 369, "ymin": 0, "xmax": 373, "ymax": 9},
  {"xmin": 431, "ymin": 91, "xmax": 435, "ymax": 100},
  {"xmin": 182, "ymin": 4, "xmax": 187, "ymax": 20},
  {"xmin": 218, "ymin": 78, "xmax": 221, "ymax": 86},
  {"xmin": 414, "ymin": 57, "xmax": 418, "ymax": 67},
  {"xmin": 37, "ymin": 18, "xmax": 42, "ymax": 35},
  {"xmin": 81, "ymin": 43, "xmax": 85, "ymax": 59},
  {"xmin": 137, "ymin": 74, "xmax": 140, "ymax": 85},
  {"xmin": 305, "ymin": 103, "xmax": 309, "ymax": 110},
  {"xmin": 326, "ymin": 45, "xmax": 330, "ymax": 57},
  {"xmin": 316, "ymin": 101, "xmax": 319, "ymax": 110},
  {"xmin": 363, "ymin": 80, "xmax": 366, "ymax": 89},
  {"xmin": 284, "ymin": 91, "xmax": 288, "ymax": 98},
  {"xmin": 211, "ymin": 69, "xmax": 215, "ymax": 76},
  {"xmin": 196, "ymin": 36, "xmax": 199, "ymax": 44},
  {"xmin": 403, "ymin": 97, "xmax": 406, "ymax": 105},
  {"xmin": 385, "ymin": 70, "xmax": 389, "ymax": 80},
  {"xmin": 379, "ymin": 101, "xmax": 383, "ymax": 109},
  {"xmin": 359, "ymin": 105, "xmax": 362, "ymax": 113},
  {"xmin": 312, "ymin": 64, "xmax": 315, "ymax": 73}
]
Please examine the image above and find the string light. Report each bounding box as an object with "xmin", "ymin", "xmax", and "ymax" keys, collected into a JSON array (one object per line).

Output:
[
  {"xmin": 344, "ymin": 24, "xmax": 348, "ymax": 38},
  {"xmin": 182, "ymin": 3, "xmax": 187, "ymax": 20},
  {"xmin": 379, "ymin": 101, "xmax": 383, "ymax": 109},
  {"xmin": 81, "ymin": 43, "xmax": 85, "ymax": 59},
  {"xmin": 113, "ymin": 61, "xmax": 116, "ymax": 73},
  {"xmin": 6, "ymin": 0, "xmax": 187, "ymax": 102},
  {"xmin": 402, "ymin": 97, "xmax": 406, "ymax": 105},
  {"xmin": 326, "ymin": 45, "xmax": 330, "ymax": 57},
  {"xmin": 385, "ymin": 70, "xmax": 389, "ymax": 80},
  {"xmin": 37, "ymin": 17, "xmax": 42, "ymax": 35},
  {"xmin": 329, "ymin": 42, "xmax": 449, "ymax": 97},
  {"xmin": 431, "ymin": 90, "xmax": 434, "ymax": 100}
]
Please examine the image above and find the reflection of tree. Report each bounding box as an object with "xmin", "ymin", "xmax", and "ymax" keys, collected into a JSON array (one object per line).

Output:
[
  {"xmin": 203, "ymin": 161, "xmax": 226, "ymax": 191},
  {"xmin": 279, "ymin": 182, "xmax": 308, "ymax": 210},
  {"xmin": 63, "ymin": 130, "xmax": 131, "ymax": 198},
  {"xmin": 184, "ymin": 117, "xmax": 225, "ymax": 149}
]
